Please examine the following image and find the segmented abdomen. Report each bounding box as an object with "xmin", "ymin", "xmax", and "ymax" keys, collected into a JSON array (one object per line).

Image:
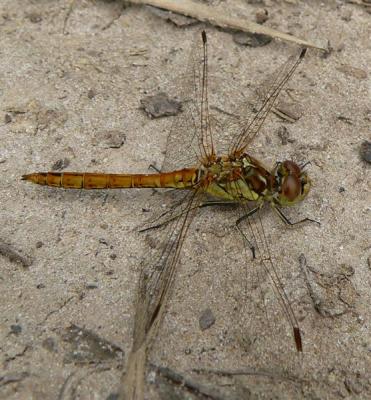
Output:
[{"xmin": 22, "ymin": 169, "xmax": 198, "ymax": 189}]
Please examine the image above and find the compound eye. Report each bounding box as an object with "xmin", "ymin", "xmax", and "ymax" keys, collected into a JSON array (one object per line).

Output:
[
  {"xmin": 283, "ymin": 160, "xmax": 301, "ymax": 177},
  {"xmin": 282, "ymin": 175, "xmax": 300, "ymax": 201}
]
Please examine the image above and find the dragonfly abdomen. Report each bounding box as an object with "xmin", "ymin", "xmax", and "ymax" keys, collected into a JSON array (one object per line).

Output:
[{"xmin": 22, "ymin": 169, "xmax": 198, "ymax": 189}]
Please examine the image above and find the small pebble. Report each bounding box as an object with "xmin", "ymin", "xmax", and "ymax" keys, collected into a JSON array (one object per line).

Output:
[
  {"xmin": 87, "ymin": 89, "xmax": 96, "ymax": 99},
  {"xmin": 337, "ymin": 64, "xmax": 367, "ymax": 80},
  {"xmin": 256, "ymin": 8, "xmax": 269, "ymax": 24},
  {"xmin": 10, "ymin": 324, "xmax": 22, "ymax": 335},
  {"xmin": 101, "ymin": 130, "xmax": 126, "ymax": 149},
  {"xmin": 36, "ymin": 283, "xmax": 46, "ymax": 289},
  {"xmin": 106, "ymin": 394, "xmax": 119, "ymax": 400},
  {"xmin": 233, "ymin": 32, "xmax": 272, "ymax": 47},
  {"xmin": 140, "ymin": 92, "xmax": 181, "ymax": 119},
  {"xmin": 341, "ymin": 9, "xmax": 352, "ymax": 22},
  {"xmin": 86, "ymin": 282, "xmax": 98, "ymax": 289},
  {"xmin": 337, "ymin": 115, "xmax": 352, "ymax": 125},
  {"xmin": 276, "ymin": 126, "xmax": 294, "ymax": 145},
  {"xmin": 360, "ymin": 140, "xmax": 371, "ymax": 163},
  {"xmin": 42, "ymin": 337, "xmax": 58, "ymax": 352},
  {"xmin": 28, "ymin": 13, "xmax": 42, "ymax": 23},
  {"xmin": 199, "ymin": 308, "xmax": 216, "ymax": 331},
  {"xmin": 51, "ymin": 158, "xmax": 70, "ymax": 171},
  {"xmin": 147, "ymin": 6, "xmax": 197, "ymax": 27}
]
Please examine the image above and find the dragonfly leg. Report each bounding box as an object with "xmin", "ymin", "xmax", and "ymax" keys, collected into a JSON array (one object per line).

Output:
[
  {"xmin": 235, "ymin": 206, "xmax": 259, "ymax": 259},
  {"xmin": 139, "ymin": 210, "xmax": 189, "ymax": 232},
  {"xmin": 199, "ymin": 200, "xmax": 237, "ymax": 208},
  {"xmin": 148, "ymin": 164, "xmax": 161, "ymax": 173},
  {"xmin": 273, "ymin": 206, "xmax": 320, "ymax": 227},
  {"xmin": 140, "ymin": 200, "xmax": 236, "ymax": 233}
]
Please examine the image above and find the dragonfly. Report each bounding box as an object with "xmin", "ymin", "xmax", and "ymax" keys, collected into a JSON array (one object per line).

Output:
[{"xmin": 22, "ymin": 31, "xmax": 314, "ymax": 399}]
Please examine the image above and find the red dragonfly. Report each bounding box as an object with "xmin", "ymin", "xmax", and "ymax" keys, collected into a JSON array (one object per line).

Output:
[{"xmin": 23, "ymin": 31, "xmax": 315, "ymax": 399}]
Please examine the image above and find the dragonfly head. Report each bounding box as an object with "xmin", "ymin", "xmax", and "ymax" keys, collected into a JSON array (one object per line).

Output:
[{"xmin": 273, "ymin": 160, "xmax": 311, "ymax": 206}]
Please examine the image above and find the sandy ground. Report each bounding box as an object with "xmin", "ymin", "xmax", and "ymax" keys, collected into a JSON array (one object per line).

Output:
[{"xmin": 0, "ymin": 1, "xmax": 370, "ymax": 399}]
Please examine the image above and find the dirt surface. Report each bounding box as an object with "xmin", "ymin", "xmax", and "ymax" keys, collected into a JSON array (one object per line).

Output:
[{"xmin": 1, "ymin": 1, "xmax": 370, "ymax": 399}]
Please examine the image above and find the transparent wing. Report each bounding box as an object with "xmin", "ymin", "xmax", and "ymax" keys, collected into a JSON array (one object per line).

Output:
[
  {"xmin": 121, "ymin": 189, "xmax": 205, "ymax": 397},
  {"xmin": 213, "ymin": 48, "xmax": 307, "ymax": 157},
  {"xmin": 135, "ymin": 189, "xmax": 206, "ymax": 346},
  {"xmin": 151, "ymin": 38, "xmax": 306, "ymax": 171},
  {"xmin": 160, "ymin": 30, "xmax": 215, "ymax": 172},
  {"xmin": 233, "ymin": 200, "xmax": 303, "ymax": 355}
]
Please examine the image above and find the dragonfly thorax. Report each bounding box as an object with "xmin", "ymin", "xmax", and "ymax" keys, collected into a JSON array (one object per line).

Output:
[
  {"xmin": 200, "ymin": 155, "xmax": 310, "ymax": 207},
  {"xmin": 201, "ymin": 154, "xmax": 274, "ymax": 203}
]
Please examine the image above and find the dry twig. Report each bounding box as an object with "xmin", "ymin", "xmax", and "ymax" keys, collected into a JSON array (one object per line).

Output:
[{"xmin": 129, "ymin": 0, "xmax": 324, "ymax": 49}]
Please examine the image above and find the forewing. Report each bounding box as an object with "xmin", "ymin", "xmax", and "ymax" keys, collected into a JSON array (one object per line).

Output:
[
  {"xmin": 161, "ymin": 30, "xmax": 215, "ymax": 172},
  {"xmin": 218, "ymin": 48, "xmax": 307, "ymax": 157}
]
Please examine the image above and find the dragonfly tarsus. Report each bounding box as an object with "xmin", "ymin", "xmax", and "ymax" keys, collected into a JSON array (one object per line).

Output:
[
  {"xmin": 294, "ymin": 327, "xmax": 303, "ymax": 352},
  {"xmin": 202, "ymin": 30, "xmax": 207, "ymax": 44},
  {"xmin": 148, "ymin": 164, "xmax": 161, "ymax": 173},
  {"xmin": 273, "ymin": 206, "xmax": 320, "ymax": 227},
  {"xmin": 299, "ymin": 160, "xmax": 312, "ymax": 170}
]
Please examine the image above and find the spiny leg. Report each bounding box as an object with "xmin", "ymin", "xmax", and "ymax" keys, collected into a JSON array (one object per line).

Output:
[
  {"xmin": 235, "ymin": 206, "xmax": 260, "ymax": 259},
  {"xmin": 148, "ymin": 164, "xmax": 161, "ymax": 173},
  {"xmin": 199, "ymin": 200, "xmax": 237, "ymax": 208},
  {"xmin": 140, "ymin": 200, "xmax": 237, "ymax": 233},
  {"xmin": 273, "ymin": 205, "xmax": 320, "ymax": 227}
]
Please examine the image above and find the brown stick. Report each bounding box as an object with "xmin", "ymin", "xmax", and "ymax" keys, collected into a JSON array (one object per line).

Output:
[{"xmin": 129, "ymin": 0, "xmax": 324, "ymax": 50}]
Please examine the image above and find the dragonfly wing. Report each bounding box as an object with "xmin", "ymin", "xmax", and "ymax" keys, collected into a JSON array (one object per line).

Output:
[
  {"xmin": 218, "ymin": 48, "xmax": 307, "ymax": 157},
  {"xmin": 161, "ymin": 30, "xmax": 215, "ymax": 172},
  {"xmin": 233, "ymin": 201, "xmax": 303, "ymax": 355},
  {"xmin": 120, "ymin": 189, "xmax": 205, "ymax": 398},
  {"xmin": 134, "ymin": 190, "xmax": 204, "ymax": 344}
]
